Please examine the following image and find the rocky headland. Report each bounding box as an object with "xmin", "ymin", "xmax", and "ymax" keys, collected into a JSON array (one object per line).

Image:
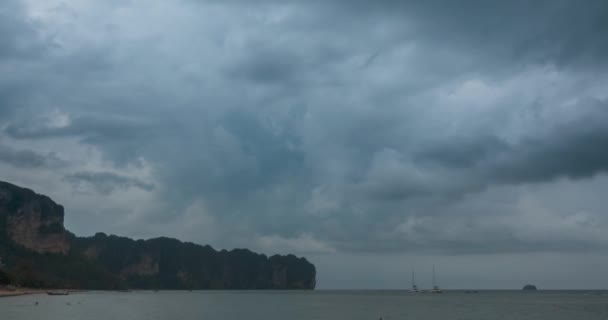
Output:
[{"xmin": 0, "ymin": 181, "xmax": 316, "ymax": 290}]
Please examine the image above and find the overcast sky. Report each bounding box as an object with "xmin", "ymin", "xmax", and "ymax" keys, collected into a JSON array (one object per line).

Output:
[{"xmin": 2, "ymin": 0, "xmax": 608, "ymax": 289}]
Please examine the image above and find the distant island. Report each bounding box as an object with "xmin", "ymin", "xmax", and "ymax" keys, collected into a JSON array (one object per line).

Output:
[
  {"xmin": 0, "ymin": 180, "xmax": 316, "ymax": 290},
  {"xmin": 522, "ymin": 284, "xmax": 538, "ymax": 291}
]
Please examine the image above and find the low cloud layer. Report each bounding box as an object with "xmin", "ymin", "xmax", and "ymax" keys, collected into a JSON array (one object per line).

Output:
[{"xmin": 1, "ymin": 0, "xmax": 608, "ymax": 288}]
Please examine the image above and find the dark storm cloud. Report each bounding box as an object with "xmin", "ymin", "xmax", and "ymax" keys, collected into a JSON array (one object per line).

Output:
[
  {"xmin": 326, "ymin": 0, "xmax": 608, "ymax": 66},
  {"xmin": 489, "ymin": 108, "xmax": 608, "ymax": 184},
  {"xmin": 204, "ymin": 0, "xmax": 608, "ymax": 70},
  {"xmin": 4, "ymin": 114, "xmax": 168, "ymax": 166},
  {"xmin": 405, "ymin": 99, "xmax": 608, "ymax": 197},
  {"xmin": 1, "ymin": 0, "xmax": 608, "ymax": 258},
  {"xmin": 0, "ymin": 145, "xmax": 64, "ymax": 169},
  {"xmin": 5, "ymin": 114, "xmax": 161, "ymax": 143},
  {"xmin": 63, "ymin": 171, "xmax": 155, "ymax": 195}
]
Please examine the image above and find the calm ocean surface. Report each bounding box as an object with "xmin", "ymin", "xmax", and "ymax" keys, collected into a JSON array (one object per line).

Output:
[{"xmin": 2, "ymin": 290, "xmax": 607, "ymax": 320}]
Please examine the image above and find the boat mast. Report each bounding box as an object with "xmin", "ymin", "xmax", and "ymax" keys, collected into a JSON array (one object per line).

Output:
[
  {"xmin": 431, "ymin": 264, "xmax": 442, "ymax": 293},
  {"xmin": 412, "ymin": 269, "xmax": 415, "ymax": 286}
]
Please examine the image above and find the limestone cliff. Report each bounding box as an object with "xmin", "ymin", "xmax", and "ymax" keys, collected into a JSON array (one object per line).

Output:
[
  {"xmin": 0, "ymin": 180, "xmax": 316, "ymax": 290},
  {"xmin": 72, "ymin": 234, "xmax": 316, "ymax": 290},
  {"xmin": 0, "ymin": 181, "xmax": 70, "ymax": 254}
]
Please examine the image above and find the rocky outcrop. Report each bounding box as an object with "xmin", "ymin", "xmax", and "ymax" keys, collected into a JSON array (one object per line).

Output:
[
  {"xmin": 72, "ymin": 234, "xmax": 317, "ymax": 290},
  {"xmin": 0, "ymin": 180, "xmax": 316, "ymax": 290},
  {"xmin": 522, "ymin": 284, "xmax": 538, "ymax": 291},
  {"xmin": 0, "ymin": 181, "xmax": 70, "ymax": 254}
]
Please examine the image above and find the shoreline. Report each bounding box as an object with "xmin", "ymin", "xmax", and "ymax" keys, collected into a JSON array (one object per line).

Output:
[
  {"xmin": 0, "ymin": 289, "xmax": 46, "ymax": 298},
  {"xmin": 0, "ymin": 289, "xmax": 83, "ymax": 298}
]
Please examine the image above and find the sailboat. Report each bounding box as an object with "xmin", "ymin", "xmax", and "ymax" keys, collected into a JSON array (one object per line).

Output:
[
  {"xmin": 410, "ymin": 269, "xmax": 419, "ymax": 293},
  {"xmin": 431, "ymin": 265, "xmax": 442, "ymax": 294}
]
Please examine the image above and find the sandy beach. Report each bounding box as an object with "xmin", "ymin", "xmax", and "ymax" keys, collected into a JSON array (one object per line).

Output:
[{"xmin": 0, "ymin": 289, "xmax": 52, "ymax": 298}]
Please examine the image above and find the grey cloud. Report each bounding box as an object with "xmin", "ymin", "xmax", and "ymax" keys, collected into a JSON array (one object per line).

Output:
[
  {"xmin": 5, "ymin": 115, "xmax": 158, "ymax": 141},
  {"xmin": 0, "ymin": 0, "xmax": 54, "ymax": 119},
  {"xmin": 63, "ymin": 171, "xmax": 155, "ymax": 195},
  {"xmin": 0, "ymin": 0, "xmax": 49, "ymax": 60},
  {"xmin": 331, "ymin": 0, "xmax": 608, "ymax": 66},
  {"xmin": 1, "ymin": 0, "xmax": 608, "ymax": 262},
  {"xmin": 4, "ymin": 114, "xmax": 165, "ymax": 165},
  {"xmin": 0, "ymin": 145, "xmax": 65, "ymax": 169},
  {"xmin": 404, "ymin": 101, "xmax": 608, "ymax": 196},
  {"xmin": 204, "ymin": 0, "xmax": 608, "ymax": 71},
  {"xmin": 227, "ymin": 47, "xmax": 302, "ymax": 85},
  {"xmin": 489, "ymin": 117, "xmax": 608, "ymax": 185}
]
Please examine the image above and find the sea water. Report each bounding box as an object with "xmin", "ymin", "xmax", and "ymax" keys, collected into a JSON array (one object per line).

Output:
[{"xmin": 2, "ymin": 290, "xmax": 607, "ymax": 319}]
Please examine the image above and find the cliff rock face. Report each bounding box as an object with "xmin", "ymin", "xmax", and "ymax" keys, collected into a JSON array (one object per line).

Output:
[
  {"xmin": 0, "ymin": 181, "xmax": 70, "ymax": 254},
  {"xmin": 0, "ymin": 180, "xmax": 316, "ymax": 290},
  {"xmin": 119, "ymin": 254, "xmax": 160, "ymax": 278},
  {"xmin": 72, "ymin": 234, "xmax": 316, "ymax": 290}
]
